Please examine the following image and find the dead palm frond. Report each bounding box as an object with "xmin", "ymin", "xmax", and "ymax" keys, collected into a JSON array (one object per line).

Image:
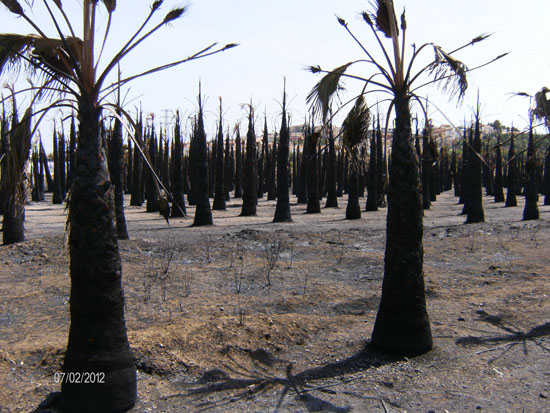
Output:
[
  {"xmin": 341, "ymin": 94, "xmax": 370, "ymax": 150},
  {"xmin": 306, "ymin": 62, "xmax": 352, "ymax": 122},
  {"xmin": 427, "ymin": 45, "xmax": 468, "ymax": 101},
  {"xmin": 534, "ymin": 87, "xmax": 550, "ymax": 126}
]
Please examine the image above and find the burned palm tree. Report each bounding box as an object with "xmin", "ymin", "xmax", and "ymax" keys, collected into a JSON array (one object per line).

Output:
[
  {"xmin": 1, "ymin": 108, "xmax": 31, "ymax": 245},
  {"xmin": 240, "ymin": 104, "xmax": 257, "ymax": 216},
  {"xmin": 308, "ymin": 0, "xmax": 504, "ymax": 355},
  {"xmin": 170, "ymin": 111, "xmax": 186, "ymax": 217},
  {"xmin": 493, "ymin": 129, "xmax": 505, "ymax": 202},
  {"xmin": 192, "ymin": 91, "xmax": 214, "ymax": 226},
  {"xmin": 212, "ymin": 98, "xmax": 226, "ymax": 210},
  {"xmin": 273, "ymin": 84, "xmax": 292, "ymax": 222},
  {"xmin": 324, "ymin": 123, "xmax": 338, "ymax": 208},
  {"xmin": 523, "ymin": 116, "xmax": 539, "ymax": 220},
  {"xmin": 0, "ymin": 1, "xmax": 234, "ymax": 410}
]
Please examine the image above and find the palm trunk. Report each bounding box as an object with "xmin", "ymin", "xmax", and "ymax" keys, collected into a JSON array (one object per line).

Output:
[
  {"xmin": 107, "ymin": 116, "xmax": 129, "ymax": 240},
  {"xmin": 324, "ymin": 130, "xmax": 338, "ymax": 208},
  {"xmin": 273, "ymin": 99, "xmax": 292, "ymax": 222},
  {"xmin": 371, "ymin": 95, "xmax": 432, "ymax": 356},
  {"xmin": 62, "ymin": 93, "xmax": 136, "ymax": 412},
  {"xmin": 345, "ymin": 165, "xmax": 361, "ymax": 219},
  {"xmin": 240, "ymin": 110, "xmax": 257, "ymax": 216},
  {"xmin": 523, "ymin": 123, "xmax": 539, "ymax": 220}
]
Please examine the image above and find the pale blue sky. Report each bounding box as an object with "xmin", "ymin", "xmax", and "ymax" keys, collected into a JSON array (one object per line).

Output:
[{"xmin": 2, "ymin": 0, "xmax": 549, "ymax": 142}]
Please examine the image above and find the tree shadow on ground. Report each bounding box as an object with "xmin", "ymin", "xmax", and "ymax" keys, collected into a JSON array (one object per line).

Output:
[
  {"xmin": 163, "ymin": 344, "xmax": 398, "ymax": 412},
  {"xmin": 456, "ymin": 309, "xmax": 550, "ymax": 362}
]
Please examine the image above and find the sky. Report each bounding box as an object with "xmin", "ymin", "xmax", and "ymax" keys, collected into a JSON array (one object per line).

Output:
[{"xmin": 2, "ymin": 0, "xmax": 549, "ymax": 144}]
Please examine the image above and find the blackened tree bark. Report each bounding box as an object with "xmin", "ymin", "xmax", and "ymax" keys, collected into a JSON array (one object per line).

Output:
[
  {"xmin": 345, "ymin": 165, "xmax": 361, "ymax": 219},
  {"xmin": 107, "ymin": 114, "xmax": 129, "ymax": 240},
  {"xmin": 67, "ymin": 115, "xmax": 77, "ymax": 191},
  {"xmin": 224, "ymin": 133, "xmax": 231, "ymax": 201},
  {"xmin": 1, "ymin": 109, "xmax": 31, "ymax": 245},
  {"xmin": 297, "ymin": 141, "xmax": 309, "ymax": 204},
  {"xmin": 126, "ymin": 139, "xmax": 132, "ymax": 194},
  {"xmin": 505, "ymin": 131, "xmax": 518, "ymax": 207},
  {"xmin": 376, "ymin": 117, "xmax": 386, "ymax": 207},
  {"xmin": 171, "ymin": 112, "xmax": 186, "ymax": 217},
  {"xmin": 59, "ymin": 130, "xmax": 66, "ymax": 198},
  {"xmin": 130, "ymin": 117, "xmax": 143, "ymax": 207},
  {"xmin": 493, "ymin": 132, "xmax": 505, "ymax": 202},
  {"xmin": 52, "ymin": 127, "xmax": 63, "ymax": 204},
  {"xmin": 213, "ymin": 99, "xmax": 226, "ymax": 210},
  {"xmin": 324, "ymin": 127, "xmax": 338, "ymax": 208},
  {"xmin": 192, "ymin": 98, "xmax": 213, "ymax": 226},
  {"xmin": 62, "ymin": 92, "xmax": 136, "ymax": 412},
  {"xmin": 365, "ymin": 128, "xmax": 378, "ymax": 211},
  {"xmin": 241, "ymin": 107, "xmax": 257, "ymax": 216},
  {"xmin": 268, "ymin": 132, "xmax": 278, "ymax": 200},
  {"xmin": 371, "ymin": 94, "xmax": 432, "ymax": 356},
  {"xmin": 306, "ymin": 130, "xmax": 321, "ymax": 214},
  {"xmin": 273, "ymin": 89, "xmax": 292, "ymax": 222},
  {"xmin": 422, "ymin": 122, "xmax": 432, "ymax": 210},
  {"xmin": 465, "ymin": 113, "xmax": 485, "ymax": 223},
  {"xmin": 40, "ymin": 140, "xmax": 53, "ymax": 192},
  {"xmin": 523, "ymin": 120, "xmax": 539, "ymax": 220},
  {"xmin": 145, "ymin": 127, "xmax": 159, "ymax": 212},
  {"xmin": 234, "ymin": 127, "xmax": 243, "ymax": 198}
]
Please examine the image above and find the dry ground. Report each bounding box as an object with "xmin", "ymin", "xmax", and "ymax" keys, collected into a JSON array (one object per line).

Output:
[{"xmin": 0, "ymin": 191, "xmax": 549, "ymax": 412}]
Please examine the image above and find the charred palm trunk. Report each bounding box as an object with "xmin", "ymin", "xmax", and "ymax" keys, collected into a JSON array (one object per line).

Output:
[
  {"xmin": 297, "ymin": 142, "xmax": 308, "ymax": 204},
  {"xmin": 2, "ymin": 109, "xmax": 31, "ymax": 245},
  {"xmin": 171, "ymin": 114, "xmax": 186, "ymax": 217},
  {"xmin": 145, "ymin": 129, "xmax": 159, "ymax": 213},
  {"xmin": 523, "ymin": 122, "xmax": 539, "ymax": 220},
  {"xmin": 192, "ymin": 104, "xmax": 213, "ymax": 226},
  {"xmin": 505, "ymin": 132, "xmax": 518, "ymax": 207},
  {"xmin": 345, "ymin": 163, "xmax": 361, "ymax": 220},
  {"xmin": 422, "ymin": 125, "xmax": 431, "ymax": 210},
  {"xmin": 224, "ymin": 134, "xmax": 231, "ymax": 201},
  {"xmin": 365, "ymin": 130, "xmax": 378, "ymax": 211},
  {"xmin": 273, "ymin": 96, "xmax": 292, "ymax": 223},
  {"xmin": 234, "ymin": 129, "xmax": 243, "ymax": 198},
  {"xmin": 52, "ymin": 129, "xmax": 63, "ymax": 204},
  {"xmin": 324, "ymin": 129, "xmax": 338, "ymax": 208},
  {"xmin": 212, "ymin": 105, "xmax": 226, "ymax": 211},
  {"xmin": 240, "ymin": 109, "xmax": 257, "ymax": 216},
  {"xmin": 371, "ymin": 95, "xmax": 431, "ymax": 356},
  {"xmin": 107, "ymin": 115, "xmax": 129, "ymax": 240},
  {"xmin": 129, "ymin": 125, "xmax": 143, "ymax": 206},
  {"xmin": 493, "ymin": 134, "xmax": 505, "ymax": 202},
  {"xmin": 465, "ymin": 116, "xmax": 485, "ymax": 223},
  {"xmin": 62, "ymin": 92, "xmax": 136, "ymax": 412},
  {"xmin": 306, "ymin": 132, "xmax": 320, "ymax": 214}
]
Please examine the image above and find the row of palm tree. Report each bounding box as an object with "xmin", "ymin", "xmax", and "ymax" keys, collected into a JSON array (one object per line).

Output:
[{"xmin": 0, "ymin": 0, "xmax": 546, "ymax": 411}]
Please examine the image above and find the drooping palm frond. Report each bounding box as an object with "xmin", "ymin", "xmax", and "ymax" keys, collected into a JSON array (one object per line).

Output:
[
  {"xmin": 0, "ymin": 33, "xmax": 37, "ymax": 74},
  {"xmin": 307, "ymin": 62, "xmax": 353, "ymax": 123},
  {"xmin": 0, "ymin": 33, "xmax": 82, "ymax": 79},
  {"xmin": 341, "ymin": 94, "xmax": 370, "ymax": 150},
  {"xmin": 427, "ymin": 45, "xmax": 468, "ymax": 101},
  {"xmin": 534, "ymin": 87, "xmax": 550, "ymax": 125}
]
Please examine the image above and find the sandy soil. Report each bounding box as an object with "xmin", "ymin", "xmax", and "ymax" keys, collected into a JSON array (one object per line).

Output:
[{"xmin": 0, "ymin": 191, "xmax": 549, "ymax": 412}]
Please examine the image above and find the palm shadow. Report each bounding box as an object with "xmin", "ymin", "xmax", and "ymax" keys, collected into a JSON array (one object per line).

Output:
[
  {"xmin": 456, "ymin": 309, "xmax": 550, "ymax": 362},
  {"xmin": 165, "ymin": 344, "xmax": 397, "ymax": 412}
]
